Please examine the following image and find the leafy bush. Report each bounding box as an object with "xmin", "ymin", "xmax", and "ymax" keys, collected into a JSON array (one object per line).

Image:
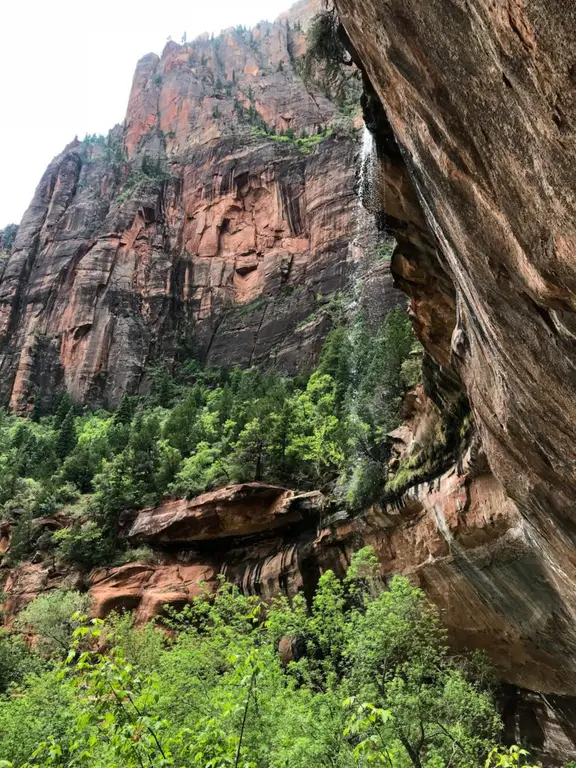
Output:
[
  {"xmin": 0, "ymin": 224, "xmax": 18, "ymax": 252},
  {"xmin": 0, "ymin": 630, "xmax": 40, "ymax": 693},
  {"xmin": 297, "ymin": 7, "xmax": 362, "ymax": 113},
  {"xmin": 52, "ymin": 521, "xmax": 112, "ymax": 569},
  {"xmin": 14, "ymin": 590, "xmax": 90, "ymax": 658},
  {"xmin": 0, "ymin": 557, "xmax": 536, "ymax": 767}
]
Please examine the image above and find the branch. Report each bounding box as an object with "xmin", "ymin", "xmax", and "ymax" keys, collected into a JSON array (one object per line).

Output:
[
  {"xmin": 108, "ymin": 685, "xmax": 148, "ymax": 768},
  {"xmin": 432, "ymin": 720, "xmax": 469, "ymax": 756},
  {"xmin": 234, "ymin": 669, "xmax": 257, "ymax": 768},
  {"xmin": 125, "ymin": 690, "xmax": 168, "ymax": 761},
  {"xmin": 396, "ymin": 725, "xmax": 423, "ymax": 768}
]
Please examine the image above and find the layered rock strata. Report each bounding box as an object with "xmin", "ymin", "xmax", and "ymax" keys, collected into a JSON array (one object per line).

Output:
[
  {"xmin": 1, "ymin": 482, "xmax": 328, "ymax": 621},
  {"xmin": 0, "ymin": 5, "xmax": 385, "ymax": 412},
  {"xmin": 334, "ymin": 0, "xmax": 576, "ymax": 695}
]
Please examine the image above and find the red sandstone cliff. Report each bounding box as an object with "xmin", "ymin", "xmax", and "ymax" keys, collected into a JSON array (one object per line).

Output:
[
  {"xmin": 0, "ymin": 7, "xmax": 385, "ymax": 412},
  {"xmin": 329, "ymin": 0, "xmax": 576, "ymax": 757},
  {"xmin": 3, "ymin": 0, "xmax": 576, "ymax": 761}
]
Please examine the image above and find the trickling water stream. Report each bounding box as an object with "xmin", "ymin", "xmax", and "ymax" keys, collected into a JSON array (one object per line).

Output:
[
  {"xmin": 351, "ymin": 124, "xmax": 397, "ymax": 323},
  {"xmin": 335, "ymin": 125, "xmax": 386, "ymax": 506},
  {"xmin": 346, "ymin": 125, "xmax": 378, "ymax": 384},
  {"xmin": 347, "ymin": 125, "xmax": 377, "ymax": 316},
  {"xmin": 335, "ymin": 122, "xmax": 406, "ymax": 508},
  {"xmin": 351, "ymin": 124, "xmax": 376, "ymax": 275},
  {"xmin": 359, "ymin": 124, "xmax": 376, "ymax": 211}
]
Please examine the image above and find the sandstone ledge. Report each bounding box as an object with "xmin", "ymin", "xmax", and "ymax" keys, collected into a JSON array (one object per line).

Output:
[{"xmin": 128, "ymin": 483, "xmax": 325, "ymax": 542}]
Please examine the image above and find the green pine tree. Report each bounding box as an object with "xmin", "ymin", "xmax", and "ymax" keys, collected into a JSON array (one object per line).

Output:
[{"xmin": 55, "ymin": 408, "xmax": 77, "ymax": 459}]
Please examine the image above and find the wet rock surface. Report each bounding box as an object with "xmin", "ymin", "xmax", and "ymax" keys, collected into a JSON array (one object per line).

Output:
[{"xmin": 335, "ymin": 0, "xmax": 576, "ymax": 724}]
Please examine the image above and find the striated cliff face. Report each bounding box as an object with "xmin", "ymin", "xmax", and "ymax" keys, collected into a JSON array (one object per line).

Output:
[
  {"xmin": 330, "ymin": 0, "xmax": 576, "ymax": 757},
  {"xmin": 0, "ymin": 6, "xmax": 369, "ymax": 412},
  {"xmin": 3, "ymin": 0, "xmax": 576, "ymax": 760}
]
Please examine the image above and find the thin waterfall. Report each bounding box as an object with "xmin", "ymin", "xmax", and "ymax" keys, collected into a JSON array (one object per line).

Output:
[
  {"xmin": 337, "ymin": 124, "xmax": 400, "ymax": 507},
  {"xmin": 348, "ymin": 125, "xmax": 376, "ymax": 315},
  {"xmin": 335, "ymin": 125, "xmax": 379, "ymax": 504}
]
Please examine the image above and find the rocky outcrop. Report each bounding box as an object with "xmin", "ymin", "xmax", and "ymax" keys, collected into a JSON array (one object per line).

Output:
[
  {"xmin": 0, "ymin": 7, "xmax": 386, "ymax": 412},
  {"xmin": 128, "ymin": 483, "xmax": 324, "ymax": 542},
  {"xmin": 89, "ymin": 562, "xmax": 218, "ymax": 621},
  {"xmin": 0, "ymin": 480, "xmax": 329, "ymax": 621}
]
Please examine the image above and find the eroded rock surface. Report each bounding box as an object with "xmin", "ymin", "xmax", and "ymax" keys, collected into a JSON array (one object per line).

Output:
[
  {"xmin": 128, "ymin": 483, "xmax": 324, "ymax": 542},
  {"xmin": 334, "ymin": 0, "xmax": 576, "ymax": 710},
  {"xmin": 0, "ymin": 5, "xmax": 383, "ymax": 412}
]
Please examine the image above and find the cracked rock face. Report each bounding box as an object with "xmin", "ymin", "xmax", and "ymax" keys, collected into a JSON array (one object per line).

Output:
[
  {"xmin": 0, "ymin": 5, "xmax": 388, "ymax": 411},
  {"xmin": 334, "ymin": 0, "xmax": 576, "ymax": 731}
]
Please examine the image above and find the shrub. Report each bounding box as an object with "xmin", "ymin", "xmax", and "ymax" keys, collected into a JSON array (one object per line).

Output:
[
  {"xmin": 52, "ymin": 521, "xmax": 112, "ymax": 570},
  {"xmin": 14, "ymin": 590, "xmax": 90, "ymax": 658},
  {"xmin": 0, "ymin": 630, "xmax": 40, "ymax": 693},
  {"xmin": 0, "ymin": 557, "xmax": 523, "ymax": 767},
  {"xmin": 0, "ymin": 224, "xmax": 18, "ymax": 252},
  {"xmin": 298, "ymin": 8, "xmax": 362, "ymax": 112}
]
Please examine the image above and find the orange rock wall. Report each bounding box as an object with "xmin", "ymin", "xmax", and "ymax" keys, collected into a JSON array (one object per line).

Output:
[
  {"xmin": 0, "ymin": 8, "xmax": 386, "ymax": 411},
  {"xmin": 330, "ymin": 0, "xmax": 576, "ymax": 757}
]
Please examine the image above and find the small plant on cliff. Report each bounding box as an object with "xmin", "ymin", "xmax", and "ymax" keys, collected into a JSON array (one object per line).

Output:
[
  {"xmin": 114, "ymin": 155, "xmax": 171, "ymax": 205},
  {"xmin": 251, "ymin": 124, "xmax": 334, "ymax": 154},
  {"xmin": 298, "ymin": 5, "xmax": 362, "ymax": 113},
  {"xmin": 0, "ymin": 223, "xmax": 18, "ymax": 252}
]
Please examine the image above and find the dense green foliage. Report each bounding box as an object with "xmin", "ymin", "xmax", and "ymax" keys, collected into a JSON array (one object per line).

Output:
[
  {"xmin": 0, "ymin": 552, "xmax": 532, "ymax": 768},
  {"xmin": 0, "ymin": 310, "xmax": 419, "ymax": 569}
]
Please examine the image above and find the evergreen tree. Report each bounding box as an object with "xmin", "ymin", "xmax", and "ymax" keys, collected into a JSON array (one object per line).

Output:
[
  {"xmin": 55, "ymin": 408, "xmax": 77, "ymax": 459},
  {"xmin": 54, "ymin": 393, "xmax": 73, "ymax": 429},
  {"xmin": 114, "ymin": 394, "xmax": 137, "ymax": 425}
]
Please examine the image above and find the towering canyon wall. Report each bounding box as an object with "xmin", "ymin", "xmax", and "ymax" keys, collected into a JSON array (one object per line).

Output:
[
  {"xmin": 0, "ymin": 4, "xmax": 373, "ymax": 412},
  {"xmin": 3, "ymin": 0, "xmax": 576, "ymax": 760},
  {"xmin": 330, "ymin": 0, "xmax": 576, "ymax": 756}
]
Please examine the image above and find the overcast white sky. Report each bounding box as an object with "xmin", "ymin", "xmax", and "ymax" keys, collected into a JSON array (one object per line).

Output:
[{"xmin": 0, "ymin": 0, "xmax": 291, "ymax": 229}]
